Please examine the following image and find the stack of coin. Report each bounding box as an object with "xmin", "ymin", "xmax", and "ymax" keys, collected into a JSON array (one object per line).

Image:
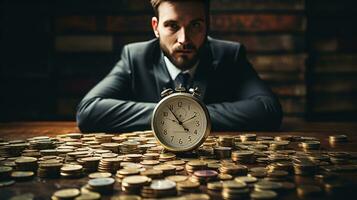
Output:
[
  {"xmin": 143, "ymin": 179, "xmax": 177, "ymax": 198},
  {"xmin": 328, "ymin": 152, "xmax": 350, "ymax": 164},
  {"xmin": 301, "ymin": 141, "xmax": 320, "ymax": 151},
  {"xmin": 293, "ymin": 158, "xmax": 316, "ymax": 175},
  {"xmin": 61, "ymin": 164, "xmax": 83, "ymax": 178},
  {"xmin": 95, "ymin": 134, "xmax": 114, "ymax": 143},
  {"xmin": 116, "ymin": 168, "xmax": 140, "ymax": 182},
  {"xmin": 121, "ymin": 175, "xmax": 151, "ymax": 194},
  {"xmin": 74, "ymin": 191, "xmax": 101, "ymax": 200},
  {"xmin": 140, "ymin": 169, "xmax": 163, "ymax": 179},
  {"xmin": 250, "ymin": 190, "xmax": 277, "ymax": 200},
  {"xmin": 11, "ymin": 171, "xmax": 35, "ymax": 181},
  {"xmin": 153, "ymin": 164, "xmax": 176, "ymax": 177},
  {"xmin": 37, "ymin": 162, "xmax": 63, "ymax": 178},
  {"xmin": 218, "ymin": 136, "xmax": 234, "ymax": 147},
  {"xmin": 119, "ymin": 141, "xmax": 140, "ymax": 154},
  {"xmin": 166, "ymin": 175, "xmax": 188, "ymax": 183},
  {"xmin": 222, "ymin": 180, "xmax": 249, "ymax": 200},
  {"xmin": 214, "ymin": 147, "xmax": 232, "ymax": 159},
  {"xmin": 52, "ymin": 188, "xmax": 80, "ymax": 200},
  {"xmin": 66, "ymin": 151, "xmax": 91, "ymax": 163},
  {"xmin": 0, "ymin": 166, "xmax": 13, "ymax": 180},
  {"xmin": 101, "ymin": 143, "xmax": 120, "ymax": 153},
  {"xmin": 190, "ymin": 170, "xmax": 218, "ymax": 184},
  {"xmin": 219, "ymin": 163, "xmax": 248, "ymax": 176},
  {"xmin": 30, "ymin": 139, "xmax": 57, "ymax": 150},
  {"xmin": 66, "ymin": 133, "xmax": 83, "ymax": 139},
  {"xmin": 254, "ymin": 180, "xmax": 283, "ymax": 192},
  {"xmin": 78, "ymin": 157, "xmax": 101, "ymax": 173},
  {"xmin": 98, "ymin": 158, "xmax": 122, "ymax": 174},
  {"xmin": 125, "ymin": 154, "xmax": 142, "ymax": 162},
  {"xmin": 329, "ymin": 135, "xmax": 348, "ymax": 144},
  {"xmin": 235, "ymin": 176, "xmax": 258, "ymax": 187},
  {"xmin": 176, "ymin": 180, "xmax": 200, "ymax": 194},
  {"xmin": 185, "ymin": 160, "xmax": 207, "ymax": 174},
  {"xmin": 22, "ymin": 149, "xmax": 41, "ymax": 158},
  {"xmin": 111, "ymin": 136, "xmax": 126, "ymax": 144},
  {"xmin": 219, "ymin": 173, "xmax": 234, "ymax": 181},
  {"xmin": 297, "ymin": 185, "xmax": 322, "ymax": 198},
  {"xmin": 269, "ymin": 141, "xmax": 290, "ymax": 150},
  {"xmin": 88, "ymin": 172, "xmax": 112, "ymax": 179},
  {"xmin": 159, "ymin": 153, "xmax": 176, "ymax": 162},
  {"xmin": 87, "ymin": 177, "xmax": 115, "ymax": 194},
  {"xmin": 231, "ymin": 151, "xmax": 255, "ymax": 164},
  {"xmin": 0, "ymin": 143, "xmax": 28, "ymax": 157},
  {"xmin": 143, "ymin": 153, "xmax": 160, "ymax": 160},
  {"xmin": 40, "ymin": 149, "xmax": 58, "ymax": 157},
  {"xmin": 240, "ymin": 134, "xmax": 257, "ymax": 142},
  {"xmin": 15, "ymin": 157, "xmax": 38, "ymax": 172},
  {"xmin": 140, "ymin": 160, "xmax": 160, "ymax": 169},
  {"xmin": 266, "ymin": 170, "xmax": 289, "ymax": 182},
  {"xmin": 207, "ymin": 181, "xmax": 223, "ymax": 192}
]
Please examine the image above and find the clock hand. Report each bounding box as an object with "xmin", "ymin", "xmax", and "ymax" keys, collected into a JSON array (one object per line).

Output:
[
  {"xmin": 182, "ymin": 113, "xmax": 197, "ymax": 124},
  {"xmin": 167, "ymin": 107, "xmax": 190, "ymax": 132}
]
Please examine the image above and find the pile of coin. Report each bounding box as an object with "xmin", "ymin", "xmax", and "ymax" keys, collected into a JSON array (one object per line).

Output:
[
  {"xmin": 10, "ymin": 171, "xmax": 34, "ymax": 181},
  {"xmin": 177, "ymin": 180, "xmax": 200, "ymax": 194},
  {"xmin": 240, "ymin": 134, "xmax": 257, "ymax": 142},
  {"xmin": 214, "ymin": 146, "xmax": 232, "ymax": 159},
  {"xmin": 120, "ymin": 141, "xmax": 140, "ymax": 154},
  {"xmin": 153, "ymin": 164, "xmax": 176, "ymax": 176},
  {"xmin": 254, "ymin": 180, "xmax": 283, "ymax": 193},
  {"xmin": 140, "ymin": 169, "xmax": 163, "ymax": 179},
  {"xmin": 218, "ymin": 136, "xmax": 234, "ymax": 147},
  {"xmin": 222, "ymin": 180, "xmax": 249, "ymax": 200},
  {"xmin": 78, "ymin": 157, "xmax": 101, "ymax": 173},
  {"xmin": 116, "ymin": 168, "xmax": 140, "ymax": 183},
  {"xmin": 329, "ymin": 135, "xmax": 348, "ymax": 144},
  {"xmin": 121, "ymin": 175, "xmax": 151, "ymax": 194},
  {"xmin": 301, "ymin": 141, "xmax": 321, "ymax": 151},
  {"xmin": 293, "ymin": 158, "xmax": 317, "ymax": 175},
  {"xmin": 0, "ymin": 143, "xmax": 28, "ymax": 157},
  {"xmin": 98, "ymin": 158, "xmax": 122, "ymax": 173},
  {"xmin": 219, "ymin": 163, "xmax": 248, "ymax": 176},
  {"xmin": 52, "ymin": 188, "xmax": 81, "ymax": 200},
  {"xmin": 147, "ymin": 179, "xmax": 177, "ymax": 198},
  {"xmin": 185, "ymin": 160, "xmax": 207, "ymax": 174},
  {"xmin": 190, "ymin": 170, "xmax": 218, "ymax": 184},
  {"xmin": 15, "ymin": 157, "xmax": 38, "ymax": 172},
  {"xmin": 38, "ymin": 161, "xmax": 63, "ymax": 178},
  {"xmin": 60, "ymin": 164, "xmax": 83, "ymax": 178},
  {"xmin": 231, "ymin": 150, "xmax": 255, "ymax": 164},
  {"xmin": 86, "ymin": 177, "xmax": 115, "ymax": 194},
  {"xmin": 101, "ymin": 143, "xmax": 120, "ymax": 153}
]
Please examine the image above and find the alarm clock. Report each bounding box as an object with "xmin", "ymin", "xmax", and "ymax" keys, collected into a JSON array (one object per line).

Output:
[{"xmin": 151, "ymin": 87, "xmax": 211, "ymax": 152}]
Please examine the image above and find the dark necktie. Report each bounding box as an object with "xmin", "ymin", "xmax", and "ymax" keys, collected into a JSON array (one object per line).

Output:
[{"xmin": 175, "ymin": 72, "xmax": 191, "ymax": 89}]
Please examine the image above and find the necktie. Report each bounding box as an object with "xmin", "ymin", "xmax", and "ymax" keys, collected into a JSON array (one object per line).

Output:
[{"xmin": 175, "ymin": 72, "xmax": 191, "ymax": 89}]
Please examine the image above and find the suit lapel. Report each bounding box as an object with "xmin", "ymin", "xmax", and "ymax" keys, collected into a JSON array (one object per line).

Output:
[
  {"xmin": 192, "ymin": 39, "xmax": 217, "ymax": 101},
  {"xmin": 153, "ymin": 50, "xmax": 173, "ymax": 98}
]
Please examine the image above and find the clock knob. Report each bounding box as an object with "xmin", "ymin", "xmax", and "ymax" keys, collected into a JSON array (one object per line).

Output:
[
  {"xmin": 189, "ymin": 87, "xmax": 201, "ymax": 98},
  {"xmin": 175, "ymin": 85, "xmax": 187, "ymax": 93},
  {"xmin": 161, "ymin": 88, "xmax": 174, "ymax": 98}
]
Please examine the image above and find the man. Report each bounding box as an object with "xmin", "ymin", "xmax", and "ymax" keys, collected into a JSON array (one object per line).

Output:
[{"xmin": 76, "ymin": 0, "xmax": 283, "ymax": 132}]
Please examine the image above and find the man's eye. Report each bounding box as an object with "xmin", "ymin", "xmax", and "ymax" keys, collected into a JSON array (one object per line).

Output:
[
  {"xmin": 168, "ymin": 24, "xmax": 179, "ymax": 30},
  {"xmin": 192, "ymin": 22, "xmax": 201, "ymax": 28}
]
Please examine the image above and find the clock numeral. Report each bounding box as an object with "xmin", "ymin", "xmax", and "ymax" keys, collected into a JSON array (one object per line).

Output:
[
  {"xmin": 161, "ymin": 121, "xmax": 165, "ymax": 125},
  {"xmin": 194, "ymin": 130, "xmax": 198, "ymax": 135},
  {"xmin": 178, "ymin": 102, "xmax": 182, "ymax": 107},
  {"xmin": 163, "ymin": 112, "xmax": 168, "ymax": 117},
  {"xmin": 179, "ymin": 139, "xmax": 183, "ymax": 144},
  {"xmin": 171, "ymin": 136, "xmax": 174, "ymax": 142},
  {"xmin": 164, "ymin": 129, "xmax": 168, "ymax": 135},
  {"xmin": 195, "ymin": 121, "xmax": 200, "ymax": 127},
  {"xmin": 188, "ymin": 136, "xmax": 192, "ymax": 142},
  {"xmin": 169, "ymin": 104, "xmax": 174, "ymax": 110}
]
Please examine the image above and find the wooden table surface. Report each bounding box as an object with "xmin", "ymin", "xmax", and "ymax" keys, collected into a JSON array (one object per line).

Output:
[{"xmin": 1, "ymin": 118, "xmax": 357, "ymax": 200}]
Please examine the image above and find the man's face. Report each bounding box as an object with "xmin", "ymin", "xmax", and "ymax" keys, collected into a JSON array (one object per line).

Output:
[{"xmin": 152, "ymin": 1, "xmax": 207, "ymax": 70}]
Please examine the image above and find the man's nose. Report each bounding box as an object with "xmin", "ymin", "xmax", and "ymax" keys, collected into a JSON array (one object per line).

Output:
[{"xmin": 177, "ymin": 28, "xmax": 190, "ymax": 45}]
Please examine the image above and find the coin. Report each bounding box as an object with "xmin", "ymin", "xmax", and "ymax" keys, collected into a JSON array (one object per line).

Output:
[
  {"xmin": 88, "ymin": 172, "xmax": 112, "ymax": 179},
  {"xmin": 150, "ymin": 179, "xmax": 176, "ymax": 190},
  {"xmin": 75, "ymin": 192, "xmax": 101, "ymax": 200},
  {"xmin": 250, "ymin": 190, "xmax": 277, "ymax": 200},
  {"xmin": 53, "ymin": 188, "xmax": 80, "ymax": 199}
]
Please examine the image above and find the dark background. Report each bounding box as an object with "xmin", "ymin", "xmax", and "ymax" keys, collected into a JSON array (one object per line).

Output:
[{"xmin": 1, "ymin": 0, "xmax": 357, "ymax": 122}]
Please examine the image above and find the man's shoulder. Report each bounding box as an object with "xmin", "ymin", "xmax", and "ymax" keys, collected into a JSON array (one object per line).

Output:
[
  {"xmin": 208, "ymin": 37, "xmax": 242, "ymax": 49},
  {"xmin": 124, "ymin": 38, "xmax": 159, "ymax": 52}
]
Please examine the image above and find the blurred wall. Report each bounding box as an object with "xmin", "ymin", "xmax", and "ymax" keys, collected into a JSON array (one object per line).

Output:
[{"xmin": 1, "ymin": 0, "xmax": 356, "ymax": 121}]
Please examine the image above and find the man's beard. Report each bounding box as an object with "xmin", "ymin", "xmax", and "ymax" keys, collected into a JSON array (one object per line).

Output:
[{"xmin": 160, "ymin": 41, "xmax": 201, "ymax": 71}]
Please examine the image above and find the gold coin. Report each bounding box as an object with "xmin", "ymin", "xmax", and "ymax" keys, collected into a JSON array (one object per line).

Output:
[
  {"xmin": 122, "ymin": 175, "xmax": 150, "ymax": 185},
  {"xmin": 166, "ymin": 175, "xmax": 188, "ymax": 183},
  {"xmin": 53, "ymin": 188, "xmax": 80, "ymax": 199},
  {"xmin": 88, "ymin": 172, "xmax": 112, "ymax": 179},
  {"xmin": 74, "ymin": 192, "xmax": 101, "ymax": 200}
]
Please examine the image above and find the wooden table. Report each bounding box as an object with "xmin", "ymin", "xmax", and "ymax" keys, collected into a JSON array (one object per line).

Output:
[{"xmin": 1, "ymin": 118, "xmax": 357, "ymax": 200}]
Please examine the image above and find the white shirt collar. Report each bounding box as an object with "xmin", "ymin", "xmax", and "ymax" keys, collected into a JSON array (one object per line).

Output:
[{"xmin": 164, "ymin": 56, "xmax": 199, "ymax": 81}]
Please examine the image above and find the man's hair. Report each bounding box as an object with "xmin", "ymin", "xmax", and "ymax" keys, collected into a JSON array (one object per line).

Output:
[{"xmin": 150, "ymin": 0, "xmax": 210, "ymax": 19}]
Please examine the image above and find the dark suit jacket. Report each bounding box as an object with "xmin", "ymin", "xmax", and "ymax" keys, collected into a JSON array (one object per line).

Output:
[{"xmin": 76, "ymin": 37, "xmax": 283, "ymax": 132}]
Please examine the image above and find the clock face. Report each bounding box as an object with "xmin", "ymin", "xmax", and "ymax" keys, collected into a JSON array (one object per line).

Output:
[{"xmin": 152, "ymin": 93, "xmax": 210, "ymax": 152}]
